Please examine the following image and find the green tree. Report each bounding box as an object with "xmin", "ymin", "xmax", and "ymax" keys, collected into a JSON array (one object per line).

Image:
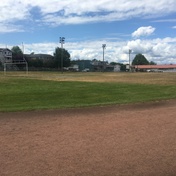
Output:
[
  {"xmin": 132, "ymin": 53, "xmax": 149, "ymax": 65},
  {"xmin": 149, "ymin": 61, "xmax": 157, "ymax": 65},
  {"xmin": 54, "ymin": 47, "xmax": 71, "ymax": 69},
  {"xmin": 11, "ymin": 46, "xmax": 23, "ymax": 61},
  {"xmin": 118, "ymin": 63, "xmax": 126, "ymax": 71},
  {"xmin": 27, "ymin": 58, "xmax": 43, "ymax": 68},
  {"xmin": 110, "ymin": 62, "xmax": 117, "ymax": 65}
]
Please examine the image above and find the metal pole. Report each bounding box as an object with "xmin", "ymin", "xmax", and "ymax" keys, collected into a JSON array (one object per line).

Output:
[
  {"xmin": 129, "ymin": 49, "xmax": 131, "ymax": 72},
  {"xmin": 60, "ymin": 37, "xmax": 65, "ymax": 74},
  {"xmin": 61, "ymin": 42, "xmax": 63, "ymax": 74},
  {"xmin": 26, "ymin": 62, "xmax": 28, "ymax": 75},
  {"xmin": 4, "ymin": 63, "xmax": 6, "ymax": 75},
  {"xmin": 102, "ymin": 44, "xmax": 106, "ymax": 72},
  {"xmin": 22, "ymin": 42, "xmax": 24, "ymax": 56}
]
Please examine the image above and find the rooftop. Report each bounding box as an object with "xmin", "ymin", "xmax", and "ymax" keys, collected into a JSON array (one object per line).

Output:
[{"xmin": 134, "ymin": 65, "xmax": 176, "ymax": 69}]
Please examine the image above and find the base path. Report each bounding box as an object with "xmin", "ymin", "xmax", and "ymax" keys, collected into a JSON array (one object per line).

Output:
[{"xmin": 0, "ymin": 100, "xmax": 176, "ymax": 176}]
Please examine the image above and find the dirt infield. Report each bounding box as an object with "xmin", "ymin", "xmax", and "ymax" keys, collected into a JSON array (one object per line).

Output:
[{"xmin": 0, "ymin": 100, "xmax": 176, "ymax": 176}]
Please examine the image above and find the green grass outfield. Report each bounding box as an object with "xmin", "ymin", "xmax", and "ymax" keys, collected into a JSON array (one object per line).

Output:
[{"xmin": 0, "ymin": 72, "xmax": 176, "ymax": 112}]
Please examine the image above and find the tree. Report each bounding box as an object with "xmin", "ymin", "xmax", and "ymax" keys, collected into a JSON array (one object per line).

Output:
[
  {"xmin": 11, "ymin": 46, "xmax": 23, "ymax": 61},
  {"xmin": 118, "ymin": 63, "xmax": 126, "ymax": 71},
  {"xmin": 27, "ymin": 58, "xmax": 43, "ymax": 68},
  {"xmin": 54, "ymin": 47, "xmax": 71, "ymax": 69},
  {"xmin": 110, "ymin": 62, "xmax": 118, "ymax": 65},
  {"xmin": 149, "ymin": 61, "xmax": 157, "ymax": 65},
  {"xmin": 132, "ymin": 53, "xmax": 149, "ymax": 65}
]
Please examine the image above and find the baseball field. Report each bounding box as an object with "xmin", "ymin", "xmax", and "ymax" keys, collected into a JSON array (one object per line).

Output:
[{"xmin": 0, "ymin": 71, "xmax": 176, "ymax": 175}]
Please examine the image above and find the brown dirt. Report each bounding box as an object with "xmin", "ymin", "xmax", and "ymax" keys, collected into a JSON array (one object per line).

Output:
[{"xmin": 0, "ymin": 100, "xmax": 176, "ymax": 176}]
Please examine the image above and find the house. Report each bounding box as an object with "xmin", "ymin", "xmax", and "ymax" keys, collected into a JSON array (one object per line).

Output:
[
  {"xmin": 25, "ymin": 53, "xmax": 54, "ymax": 62},
  {"xmin": 0, "ymin": 48, "xmax": 28, "ymax": 72},
  {"xmin": 0, "ymin": 48, "xmax": 12, "ymax": 64},
  {"xmin": 134, "ymin": 64, "xmax": 176, "ymax": 72},
  {"xmin": 91, "ymin": 60, "xmax": 103, "ymax": 71},
  {"xmin": 91, "ymin": 60, "xmax": 109, "ymax": 71}
]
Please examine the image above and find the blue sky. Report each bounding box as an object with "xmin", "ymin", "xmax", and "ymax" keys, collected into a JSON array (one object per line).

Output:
[{"xmin": 0, "ymin": 0, "xmax": 176, "ymax": 64}]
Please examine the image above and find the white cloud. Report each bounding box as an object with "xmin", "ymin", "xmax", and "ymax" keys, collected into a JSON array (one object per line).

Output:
[
  {"xmin": 23, "ymin": 42, "xmax": 57, "ymax": 55},
  {"xmin": 153, "ymin": 19, "xmax": 176, "ymax": 23},
  {"xmin": 8, "ymin": 36, "xmax": 175, "ymax": 65},
  {"xmin": 0, "ymin": 0, "xmax": 176, "ymax": 31},
  {"xmin": 172, "ymin": 26, "xmax": 176, "ymax": 29},
  {"xmin": 0, "ymin": 23, "xmax": 24, "ymax": 33},
  {"xmin": 40, "ymin": 0, "xmax": 176, "ymax": 26},
  {"xmin": 0, "ymin": 0, "xmax": 29, "ymax": 22},
  {"xmin": 132, "ymin": 26, "xmax": 156, "ymax": 38},
  {"xmin": 125, "ymin": 38, "xmax": 176, "ymax": 64}
]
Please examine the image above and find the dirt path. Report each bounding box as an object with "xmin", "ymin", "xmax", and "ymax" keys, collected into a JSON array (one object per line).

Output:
[{"xmin": 0, "ymin": 100, "xmax": 176, "ymax": 176}]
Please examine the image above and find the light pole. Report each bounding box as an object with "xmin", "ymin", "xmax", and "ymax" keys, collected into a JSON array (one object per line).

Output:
[
  {"xmin": 129, "ymin": 49, "xmax": 132, "ymax": 72},
  {"xmin": 102, "ymin": 44, "xmax": 106, "ymax": 72},
  {"xmin": 60, "ymin": 37, "xmax": 65, "ymax": 73},
  {"xmin": 22, "ymin": 42, "xmax": 28, "ymax": 75}
]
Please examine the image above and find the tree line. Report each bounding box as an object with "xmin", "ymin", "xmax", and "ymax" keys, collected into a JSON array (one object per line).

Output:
[
  {"xmin": 10, "ymin": 46, "xmax": 156, "ymax": 70},
  {"xmin": 11, "ymin": 46, "xmax": 71, "ymax": 70}
]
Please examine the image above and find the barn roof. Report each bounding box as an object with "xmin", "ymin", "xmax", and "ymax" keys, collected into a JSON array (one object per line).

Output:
[{"xmin": 0, "ymin": 48, "xmax": 12, "ymax": 52}]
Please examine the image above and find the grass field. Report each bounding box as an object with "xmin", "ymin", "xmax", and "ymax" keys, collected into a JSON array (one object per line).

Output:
[{"xmin": 0, "ymin": 71, "xmax": 176, "ymax": 112}]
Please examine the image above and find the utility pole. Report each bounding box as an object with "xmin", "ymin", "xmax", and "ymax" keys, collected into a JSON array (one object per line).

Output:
[
  {"xmin": 102, "ymin": 44, "xmax": 106, "ymax": 72},
  {"xmin": 60, "ymin": 37, "xmax": 65, "ymax": 73},
  {"xmin": 129, "ymin": 49, "xmax": 132, "ymax": 72}
]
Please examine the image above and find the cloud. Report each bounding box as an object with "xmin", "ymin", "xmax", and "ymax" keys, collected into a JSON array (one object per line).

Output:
[
  {"xmin": 172, "ymin": 26, "xmax": 176, "ymax": 29},
  {"xmin": 153, "ymin": 19, "xmax": 176, "ymax": 23},
  {"xmin": 132, "ymin": 26, "xmax": 156, "ymax": 38},
  {"xmin": 0, "ymin": 23, "xmax": 24, "ymax": 33},
  {"xmin": 0, "ymin": 1, "xmax": 29, "ymax": 22},
  {"xmin": 40, "ymin": 0, "xmax": 176, "ymax": 26},
  {"xmin": 0, "ymin": 0, "xmax": 176, "ymax": 31},
  {"xmin": 7, "ymin": 36, "xmax": 174, "ymax": 65},
  {"xmin": 125, "ymin": 38, "xmax": 176, "ymax": 64}
]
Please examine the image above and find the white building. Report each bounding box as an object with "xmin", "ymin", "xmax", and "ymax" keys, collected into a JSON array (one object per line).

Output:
[{"xmin": 114, "ymin": 65, "xmax": 121, "ymax": 72}]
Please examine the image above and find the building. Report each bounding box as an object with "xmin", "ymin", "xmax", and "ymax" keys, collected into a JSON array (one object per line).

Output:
[
  {"xmin": 73, "ymin": 60, "xmax": 93, "ymax": 71},
  {"xmin": 0, "ymin": 48, "xmax": 28, "ymax": 72},
  {"xmin": 134, "ymin": 64, "xmax": 176, "ymax": 72},
  {"xmin": 91, "ymin": 60, "xmax": 106, "ymax": 71},
  {"xmin": 25, "ymin": 53, "xmax": 54, "ymax": 62},
  {"xmin": 0, "ymin": 48, "xmax": 12, "ymax": 64},
  {"xmin": 114, "ymin": 65, "xmax": 121, "ymax": 72},
  {"xmin": 73, "ymin": 59, "xmax": 119, "ymax": 72}
]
